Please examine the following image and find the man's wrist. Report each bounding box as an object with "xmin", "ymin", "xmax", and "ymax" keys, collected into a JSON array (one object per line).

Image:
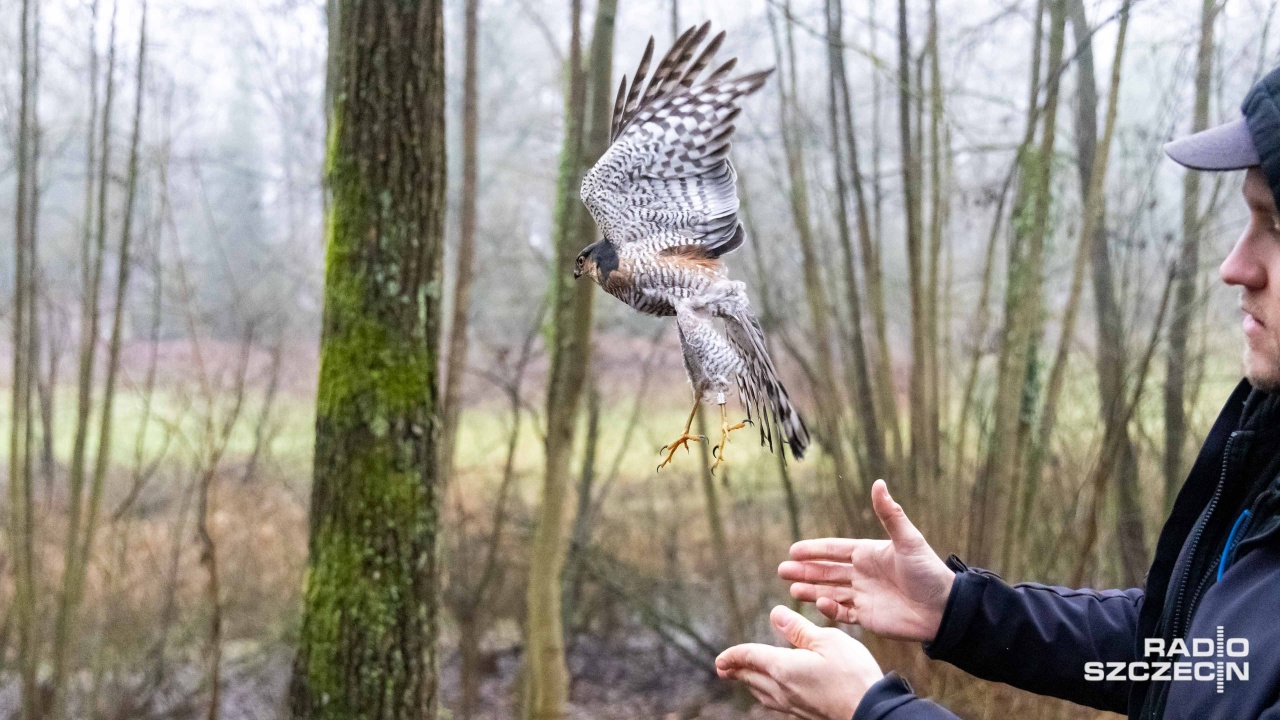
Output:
[
  {"xmin": 850, "ymin": 672, "xmax": 917, "ymax": 720},
  {"xmin": 922, "ymin": 555, "xmax": 991, "ymax": 660},
  {"xmin": 922, "ymin": 567, "xmax": 958, "ymax": 643}
]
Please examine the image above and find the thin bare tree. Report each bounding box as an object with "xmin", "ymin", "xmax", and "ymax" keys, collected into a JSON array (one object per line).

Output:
[
  {"xmin": 49, "ymin": 3, "xmax": 147, "ymax": 714},
  {"xmin": 1166, "ymin": 0, "xmax": 1220, "ymax": 508},
  {"xmin": 971, "ymin": 0, "xmax": 1066, "ymax": 568},
  {"xmin": 767, "ymin": 0, "xmax": 860, "ymax": 529},
  {"xmin": 523, "ymin": 0, "xmax": 614, "ymax": 715},
  {"xmin": 9, "ymin": 0, "xmax": 42, "ymax": 712},
  {"xmin": 441, "ymin": 0, "xmax": 482, "ymax": 485}
]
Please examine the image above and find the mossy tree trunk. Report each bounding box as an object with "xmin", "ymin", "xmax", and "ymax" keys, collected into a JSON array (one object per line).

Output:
[{"xmin": 289, "ymin": 0, "xmax": 447, "ymax": 716}]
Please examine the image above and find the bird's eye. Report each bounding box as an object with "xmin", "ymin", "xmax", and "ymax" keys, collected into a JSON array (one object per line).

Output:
[{"xmin": 576, "ymin": 256, "xmax": 585, "ymax": 269}]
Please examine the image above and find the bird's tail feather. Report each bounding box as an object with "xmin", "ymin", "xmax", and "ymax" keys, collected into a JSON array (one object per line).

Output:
[{"xmin": 723, "ymin": 310, "xmax": 810, "ymax": 460}]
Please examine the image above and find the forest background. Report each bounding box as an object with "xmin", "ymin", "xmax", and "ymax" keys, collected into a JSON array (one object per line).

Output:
[{"xmin": 0, "ymin": 0, "xmax": 1267, "ymax": 716}]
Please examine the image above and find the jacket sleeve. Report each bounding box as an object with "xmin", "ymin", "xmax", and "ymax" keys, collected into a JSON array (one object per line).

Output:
[
  {"xmin": 921, "ymin": 555, "xmax": 1142, "ymax": 712},
  {"xmin": 851, "ymin": 673, "xmax": 961, "ymax": 720}
]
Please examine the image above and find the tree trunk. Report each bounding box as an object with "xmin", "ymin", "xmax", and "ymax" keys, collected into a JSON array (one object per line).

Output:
[
  {"xmin": 50, "ymin": 5, "xmax": 146, "ymax": 714},
  {"xmin": 692, "ymin": 409, "xmax": 747, "ymax": 647},
  {"xmin": 441, "ymin": 0, "xmax": 481, "ymax": 485},
  {"xmin": 288, "ymin": 0, "xmax": 447, "ymax": 715},
  {"xmin": 924, "ymin": 0, "xmax": 946, "ymax": 505},
  {"xmin": 1167, "ymin": 0, "xmax": 1218, "ymax": 509},
  {"xmin": 741, "ymin": 195, "xmax": 804, "ymax": 543},
  {"xmin": 1043, "ymin": 0, "xmax": 1146, "ymax": 583},
  {"xmin": 9, "ymin": 0, "xmax": 41, "ymax": 713},
  {"xmin": 522, "ymin": 0, "xmax": 614, "ymax": 716},
  {"xmin": 1021, "ymin": 0, "xmax": 1141, "ymax": 575},
  {"xmin": 825, "ymin": 0, "xmax": 886, "ymax": 483},
  {"xmin": 51, "ymin": 2, "xmax": 114, "ymax": 706},
  {"xmin": 768, "ymin": 0, "xmax": 859, "ymax": 528},
  {"xmin": 971, "ymin": 0, "xmax": 1065, "ymax": 567},
  {"xmin": 952, "ymin": 0, "xmax": 1044, "ymax": 494},
  {"xmin": 896, "ymin": 0, "xmax": 928, "ymax": 503},
  {"xmin": 458, "ymin": 612, "xmax": 483, "ymax": 720}
]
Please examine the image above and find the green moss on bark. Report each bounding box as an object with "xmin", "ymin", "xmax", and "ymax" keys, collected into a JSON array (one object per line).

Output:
[{"xmin": 290, "ymin": 0, "xmax": 446, "ymax": 718}]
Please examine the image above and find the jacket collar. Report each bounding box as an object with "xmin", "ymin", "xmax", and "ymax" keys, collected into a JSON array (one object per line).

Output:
[{"xmin": 1139, "ymin": 378, "xmax": 1253, "ymax": 638}]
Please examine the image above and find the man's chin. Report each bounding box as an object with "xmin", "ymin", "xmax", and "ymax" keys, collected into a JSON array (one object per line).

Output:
[{"xmin": 1243, "ymin": 346, "xmax": 1280, "ymax": 392}]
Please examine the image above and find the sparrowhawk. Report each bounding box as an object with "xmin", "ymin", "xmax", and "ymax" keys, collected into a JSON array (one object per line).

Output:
[{"xmin": 574, "ymin": 22, "xmax": 811, "ymax": 472}]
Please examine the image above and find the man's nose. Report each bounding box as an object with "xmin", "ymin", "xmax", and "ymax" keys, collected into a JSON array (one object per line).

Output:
[{"xmin": 1220, "ymin": 233, "xmax": 1268, "ymax": 290}]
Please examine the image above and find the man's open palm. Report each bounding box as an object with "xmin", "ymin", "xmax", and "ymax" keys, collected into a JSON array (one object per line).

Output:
[{"xmin": 778, "ymin": 480, "xmax": 956, "ymax": 643}]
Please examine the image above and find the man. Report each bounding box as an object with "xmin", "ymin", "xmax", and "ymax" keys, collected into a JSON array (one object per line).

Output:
[{"xmin": 715, "ymin": 67, "xmax": 1280, "ymax": 719}]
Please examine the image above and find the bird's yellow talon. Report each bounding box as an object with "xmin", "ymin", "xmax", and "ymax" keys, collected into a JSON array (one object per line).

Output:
[
  {"xmin": 657, "ymin": 432, "xmax": 701, "ymax": 471},
  {"xmin": 655, "ymin": 401, "xmax": 705, "ymax": 472},
  {"xmin": 709, "ymin": 405, "xmax": 749, "ymax": 474}
]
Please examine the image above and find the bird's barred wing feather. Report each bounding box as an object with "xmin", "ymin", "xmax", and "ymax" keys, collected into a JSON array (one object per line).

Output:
[{"xmin": 581, "ymin": 22, "xmax": 771, "ymax": 256}]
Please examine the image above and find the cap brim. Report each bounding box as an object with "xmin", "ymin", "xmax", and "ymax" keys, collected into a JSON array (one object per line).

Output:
[{"xmin": 1164, "ymin": 118, "xmax": 1259, "ymax": 171}]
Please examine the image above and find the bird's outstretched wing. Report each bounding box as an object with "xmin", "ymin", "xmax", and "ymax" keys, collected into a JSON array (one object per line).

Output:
[{"xmin": 580, "ymin": 22, "xmax": 771, "ymax": 256}]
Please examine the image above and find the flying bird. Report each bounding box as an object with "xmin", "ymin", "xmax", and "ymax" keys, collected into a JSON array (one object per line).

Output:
[{"xmin": 575, "ymin": 22, "xmax": 810, "ymax": 472}]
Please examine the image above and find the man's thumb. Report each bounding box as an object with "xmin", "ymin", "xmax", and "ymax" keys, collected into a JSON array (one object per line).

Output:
[
  {"xmin": 872, "ymin": 479, "xmax": 923, "ymax": 548},
  {"xmin": 770, "ymin": 605, "xmax": 822, "ymax": 650}
]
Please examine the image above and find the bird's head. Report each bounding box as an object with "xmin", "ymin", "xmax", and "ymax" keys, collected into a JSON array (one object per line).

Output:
[{"xmin": 573, "ymin": 239, "xmax": 614, "ymax": 284}]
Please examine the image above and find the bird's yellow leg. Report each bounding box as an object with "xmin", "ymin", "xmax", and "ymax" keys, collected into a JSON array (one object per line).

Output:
[
  {"xmin": 711, "ymin": 401, "xmax": 752, "ymax": 474},
  {"xmin": 657, "ymin": 400, "xmax": 704, "ymax": 472}
]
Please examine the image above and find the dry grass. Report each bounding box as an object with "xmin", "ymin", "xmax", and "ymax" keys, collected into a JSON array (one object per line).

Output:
[{"xmin": 1, "ymin": 334, "xmax": 1229, "ymax": 718}]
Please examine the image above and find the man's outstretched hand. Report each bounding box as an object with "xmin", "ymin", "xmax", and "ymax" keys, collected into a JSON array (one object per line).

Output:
[
  {"xmin": 778, "ymin": 479, "xmax": 956, "ymax": 643},
  {"xmin": 716, "ymin": 605, "xmax": 884, "ymax": 720}
]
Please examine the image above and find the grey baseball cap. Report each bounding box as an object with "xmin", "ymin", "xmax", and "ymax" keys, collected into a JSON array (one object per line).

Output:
[
  {"xmin": 1164, "ymin": 118, "xmax": 1259, "ymax": 171},
  {"xmin": 1165, "ymin": 65, "xmax": 1280, "ymax": 194}
]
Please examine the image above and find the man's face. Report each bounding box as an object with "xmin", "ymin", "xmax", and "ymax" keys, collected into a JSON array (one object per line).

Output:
[{"xmin": 1221, "ymin": 167, "xmax": 1280, "ymax": 390}]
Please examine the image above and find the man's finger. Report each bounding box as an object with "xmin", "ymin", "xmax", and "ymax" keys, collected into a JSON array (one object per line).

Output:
[
  {"xmin": 778, "ymin": 560, "xmax": 854, "ymax": 585},
  {"xmin": 722, "ymin": 667, "xmax": 783, "ymax": 710},
  {"xmin": 789, "ymin": 581, "xmax": 854, "ymax": 605},
  {"xmin": 789, "ymin": 537, "xmax": 858, "ymax": 561},
  {"xmin": 770, "ymin": 604, "xmax": 824, "ymax": 650},
  {"xmin": 716, "ymin": 642, "xmax": 787, "ymax": 673},
  {"xmin": 872, "ymin": 479, "xmax": 924, "ymax": 550},
  {"xmin": 816, "ymin": 596, "xmax": 857, "ymax": 624}
]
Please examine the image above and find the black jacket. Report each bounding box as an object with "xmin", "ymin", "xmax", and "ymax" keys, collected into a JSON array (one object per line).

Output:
[{"xmin": 853, "ymin": 379, "xmax": 1280, "ymax": 719}]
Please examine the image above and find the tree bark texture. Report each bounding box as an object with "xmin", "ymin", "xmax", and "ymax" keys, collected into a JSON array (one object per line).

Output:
[{"xmin": 289, "ymin": 0, "xmax": 447, "ymax": 716}]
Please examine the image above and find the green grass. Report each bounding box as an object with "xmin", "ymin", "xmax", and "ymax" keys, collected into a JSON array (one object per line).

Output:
[
  {"xmin": 0, "ymin": 384, "xmax": 317, "ymax": 475},
  {"xmin": 0, "ymin": 383, "xmax": 795, "ymax": 495}
]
